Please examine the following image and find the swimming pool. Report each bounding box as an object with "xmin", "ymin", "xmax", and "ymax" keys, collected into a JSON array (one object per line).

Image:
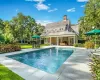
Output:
[{"xmin": 7, "ymin": 47, "xmax": 73, "ymax": 74}]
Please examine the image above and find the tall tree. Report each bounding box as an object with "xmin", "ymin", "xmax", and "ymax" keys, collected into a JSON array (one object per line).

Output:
[
  {"xmin": 79, "ymin": 0, "xmax": 100, "ymax": 38},
  {"xmin": 0, "ymin": 13, "xmax": 44, "ymax": 43},
  {"xmin": 3, "ymin": 21, "xmax": 13, "ymax": 42},
  {"xmin": 0, "ymin": 19, "xmax": 4, "ymax": 33}
]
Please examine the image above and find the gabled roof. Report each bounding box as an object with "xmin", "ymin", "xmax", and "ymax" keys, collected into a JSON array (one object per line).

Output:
[
  {"xmin": 45, "ymin": 20, "xmax": 69, "ymax": 29},
  {"xmin": 71, "ymin": 24, "xmax": 79, "ymax": 35},
  {"xmin": 41, "ymin": 19, "xmax": 79, "ymax": 36}
]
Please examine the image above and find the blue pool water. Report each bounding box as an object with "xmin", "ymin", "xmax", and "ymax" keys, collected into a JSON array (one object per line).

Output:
[{"xmin": 7, "ymin": 47, "xmax": 73, "ymax": 74}]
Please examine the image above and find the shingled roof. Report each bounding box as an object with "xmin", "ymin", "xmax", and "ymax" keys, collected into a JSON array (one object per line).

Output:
[
  {"xmin": 45, "ymin": 20, "xmax": 69, "ymax": 29},
  {"xmin": 41, "ymin": 15, "xmax": 79, "ymax": 36}
]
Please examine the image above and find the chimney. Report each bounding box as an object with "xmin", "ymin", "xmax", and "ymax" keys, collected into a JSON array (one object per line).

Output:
[{"xmin": 63, "ymin": 15, "xmax": 67, "ymax": 21}]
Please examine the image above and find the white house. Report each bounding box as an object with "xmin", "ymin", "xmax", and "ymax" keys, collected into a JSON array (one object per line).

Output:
[{"xmin": 41, "ymin": 15, "xmax": 79, "ymax": 46}]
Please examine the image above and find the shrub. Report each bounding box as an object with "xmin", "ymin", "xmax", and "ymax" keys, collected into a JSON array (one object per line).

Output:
[
  {"xmin": 90, "ymin": 55, "xmax": 100, "ymax": 80},
  {"xmin": 0, "ymin": 44, "xmax": 21, "ymax": 53},
  {"xmin": 73, "ymin": 43, "xmax": 78, "ymax": 47},
  {"xmin": 84, "ymin": 41, "xmax": 94, "ymax": 49},
  {"xmin": 73, "ymin": 43, "xmax": 84, "ymax": 47},
  {"xmin": 96, "ymin": 44, "xmax": 100, "ymax": 49},
  {"xmin": 0, "ymin": 35, "xmax": 5, "ymax": 43}
]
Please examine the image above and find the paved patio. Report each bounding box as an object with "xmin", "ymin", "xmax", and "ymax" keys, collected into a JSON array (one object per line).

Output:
[{"xmin": 0, "ymin": 46, "xmax": 92, "ymax": 80}]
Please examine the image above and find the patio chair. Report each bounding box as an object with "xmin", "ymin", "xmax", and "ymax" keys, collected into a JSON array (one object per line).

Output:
[
  {"xmin": 60, "ymin": 43, "xmax": 66, "ymax": 46},
  {"xmin": 92, "ymin": 51, "xmax": 100, "ymax": 55},
  {"xmin": 91, "ymin": 47, "xmax": 100, "ymax": 53}
]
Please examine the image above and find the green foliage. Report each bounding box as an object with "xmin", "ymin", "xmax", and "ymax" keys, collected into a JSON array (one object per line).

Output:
[
  {"xmin": 0, "ymin": 44, "xmax": 21, "ymax": 53},
  {"xmin": 79, "ymin": 0, "xmax": 100, "ymax": 39},
  {"xmin": 0, "ymin": 64, "xmax": 24, "ymax": 80},
  {"xmin": 0, "ymin": 13, "xmax": 44, "ymax": 43},
  {"xmin": 95, "ymin": 44, "xmax": 100, "ymax": 49},
  {"xmin": 74, "ymin": 43, "xmax": 84, "ymax": 47},
  {"xmin": 84, "ymin": 41, "xmax": 94, "ymax": 49},
  {"xmin": 0, "ymin": 35, "xmax": 5, "ymax": 43},
  {"xmin": 90, "ymin": 55, "xmax": 100, "ymax": 80},
  {"xmin": 73, "ymin": 43, "xmax": 78, "ymax": 47}
]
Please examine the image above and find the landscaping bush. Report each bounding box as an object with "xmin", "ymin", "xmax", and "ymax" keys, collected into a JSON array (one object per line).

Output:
[
  {"xmin": 0, "ymin": 44, "xmax": 21, "ymax": 53},
  {"xmin": 90, "ymin": 55, "xmax": 100, "ymax": 80},
  {"xmin": 73, "ymin": 43, "xmax": 78, "ymax": 47},
  {"xmin": 96, "ymin": 44, "xmax": 100, "ymax": 49},
  {"xmin": 73, "ymin": 43, "xmax": 84, "ymax": 47},
  {"xmin": 84, "ymin": 41, "xmax": 94, "ymax": 49}
]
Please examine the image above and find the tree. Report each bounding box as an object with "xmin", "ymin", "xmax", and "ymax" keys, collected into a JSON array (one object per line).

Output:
[
  {"xmin": 0, "ymin": 19, "xmax": 4, "ymax": 34},
  {"xmin": 0, "ymin": 13, "xmax": 44, "ymax": 44},
  {"xmin": 25, "ymin": 16, "xmax": 37, "ymax": 42},
  {"xmin": 3, "ymin": 21, "xmax": 13, "ymax": 43},
  {"xmin": 79, "ymin": 0, "xmax": 100, "ymax": 39},
  {"xmin": 35, "ymin": 23, "xmax": 44, "ymax": 35}
]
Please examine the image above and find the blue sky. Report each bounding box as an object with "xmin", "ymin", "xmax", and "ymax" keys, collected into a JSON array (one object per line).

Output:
[{"xmin": 0, "ymin": 0, "xmax": 88, "ymax": 25}]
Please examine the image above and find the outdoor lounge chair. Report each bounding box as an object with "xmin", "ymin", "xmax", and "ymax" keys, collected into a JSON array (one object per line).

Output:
[
  {"xmin": 92, "ymin": 51, "xmax": 100, "ymax": 55},
  {"xmin": 60, "ymin": 43, "xmax": 66, "ymax": 46},
  {"xmin": 91, "ymin": 47, "xmax": 100, "ymax": 53}
]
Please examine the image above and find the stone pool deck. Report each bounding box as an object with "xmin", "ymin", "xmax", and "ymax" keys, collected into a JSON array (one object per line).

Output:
[{"xmin": 0, "ymin": 46, "xmax": 92, "ymax": 80}]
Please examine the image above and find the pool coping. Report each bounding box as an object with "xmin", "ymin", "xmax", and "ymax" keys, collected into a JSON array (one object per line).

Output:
[{"xmin": 0, "ymin": 46, "xmax": 92, "ymax": 80}]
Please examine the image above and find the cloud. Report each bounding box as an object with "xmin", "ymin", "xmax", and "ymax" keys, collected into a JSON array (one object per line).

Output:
[
  {"xmin": 67, "ymin": 8, "xmax": 76, "ymax": 12},
  {"xmin": 16, "ymin": 9, "xmax": 19, "ymax": 12},
  {"xmin": 25, "ymin": 0, "xmax": 45, "ymax": 2},
  {"xmin": 33, "ymin": 0, "xmax": 45, "ymax": 2},
  {"xmin": 48, "ymin": 8, "xmax": 58, "ymax": 12},
  {"xmin": 77, "ymin": 0, "xmax": 88, "ymax": 2},
  {"xmin": 36, "ymin": 20, "xmax": 53, "ymax": 26},
  {"xmin": 35, "ymin": 2, "xmax": 49, "ymax": 10},
  {"xmin": 81, "ymin": 5, "xmax": 85, "ymax": 7},
  {"xmin": 48, "ymin": 4, "xmax": 51, "ymax": 6},
  {"xmin": 25, "ymin": 0, "xmax": 51, "ymax": 11}
]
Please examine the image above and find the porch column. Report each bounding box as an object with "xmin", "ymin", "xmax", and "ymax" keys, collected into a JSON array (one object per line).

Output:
[
  {"xmin": 61, "ymin": 37, "xmax": 63, "ymax": 42},
  {"xmin": 74, "ymin": 36, "xmax": 76, "ymax": 44},
  {"xmin": 76, "ymin": 36, "xmax": 78, "ymax": 43},
  {"xmin": 68, "ymin": 37, "xmax": 70, "ymax": 45},
  {"xmin": 50, "ymin": 37, "xmax": 51, "ymax": 45},
  {"xmin": 40, "ymin": 38, "xmax": 41, "ymax": 45},
  {"xmin": 57, "ymin": 37, "xmax": 59, "ymax": 46}
]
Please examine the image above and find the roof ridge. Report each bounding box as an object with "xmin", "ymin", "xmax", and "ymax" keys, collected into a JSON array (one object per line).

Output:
[{"xmin": 46, "ymin": 20, "xmax": 69, "ymax": 26}]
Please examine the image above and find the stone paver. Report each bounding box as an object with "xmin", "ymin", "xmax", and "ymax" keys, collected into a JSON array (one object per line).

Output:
[{"xmin": 41, "ymin": 74, "xmax": 58, "ymax": 80}]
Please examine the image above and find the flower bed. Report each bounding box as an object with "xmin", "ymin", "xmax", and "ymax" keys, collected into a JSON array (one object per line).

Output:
[{"xmin": 0, "ymin": 44, "xmax": 21, "ymax": 53}]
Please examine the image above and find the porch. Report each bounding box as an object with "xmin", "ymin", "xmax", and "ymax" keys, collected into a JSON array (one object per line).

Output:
[{"xmin": 44, "ymin": 35, "xmax": 78, "ymax": 46}]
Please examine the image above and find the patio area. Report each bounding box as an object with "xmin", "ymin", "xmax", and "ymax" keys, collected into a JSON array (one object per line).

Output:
[{"xmin": 0, "ymin": 46, "xmax": 92, "ymax": 80}]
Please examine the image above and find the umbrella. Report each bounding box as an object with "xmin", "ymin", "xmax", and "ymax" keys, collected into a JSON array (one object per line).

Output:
[
  {"xmin": 85, "ymin": 29, "xmax": 100, "ymax": 49},
  {"xmin": 32, "ymin": 35, "xmax": 40, "ymax": 38},
  {"xmin": 85, "ymin": 29, "xmax": 100, "ymax": 35},
  {"xmin": 32, "ymin": 35, "xmax": 40, "ymax": 48}
]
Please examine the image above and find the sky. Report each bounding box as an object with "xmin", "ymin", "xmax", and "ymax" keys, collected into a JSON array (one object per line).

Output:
[{"xmin": 0, "ymin": 0, "xmax": 88, "ymax": 25}]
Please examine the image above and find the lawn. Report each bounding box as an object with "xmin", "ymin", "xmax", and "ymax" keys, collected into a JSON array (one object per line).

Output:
[
  {"xmin": 0, "ymin": 64, "xmax": 24, "ymax": 80},
  {"xmin": 20, "ymin": 44, "xmax": 32, "ymax": 49},
  {"xmin": 20, "ymin": 44, "xmax": 50, "ymax": 49}
]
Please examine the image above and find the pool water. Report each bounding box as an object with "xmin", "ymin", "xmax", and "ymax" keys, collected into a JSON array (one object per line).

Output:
[{"xmin": 7, "ymin": 47, "xmax": 73, "ymax": 74}]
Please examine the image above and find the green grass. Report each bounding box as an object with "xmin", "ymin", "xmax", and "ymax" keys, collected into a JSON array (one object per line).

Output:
[
  {"xmin": 40, "ymin": 44, "xmax": 50, "ymax": 47},
  {"xmin": 20, "ymin": 44, "xmax": 32, "ymax": 49},
  {"xmin": 0, "ymin": 64, "xmax": 24, "ymax": 80},
  {"xmin": 20, "ymin": 44, "xmax": 50, "ymax": 49}
]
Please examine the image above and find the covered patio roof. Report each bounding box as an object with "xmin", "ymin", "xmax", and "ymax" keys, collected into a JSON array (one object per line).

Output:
[{"xmin": 41, "ymin": 31, "xmax": 76, "ymax": 37}]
